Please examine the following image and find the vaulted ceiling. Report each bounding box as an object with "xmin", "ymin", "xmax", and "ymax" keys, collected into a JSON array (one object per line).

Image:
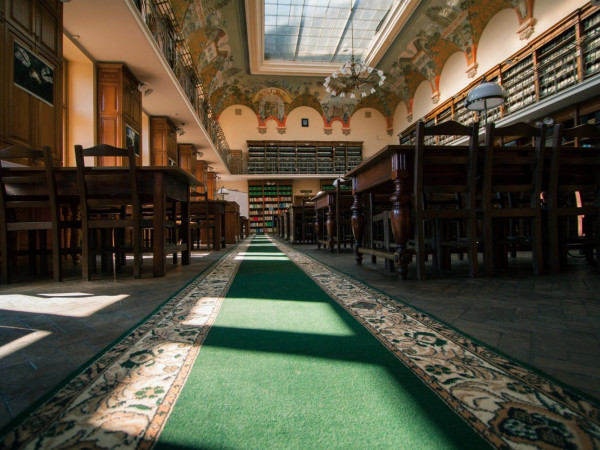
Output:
[{"xmin": 170, "ymin": 0, "xmax": 535, "ymax": 133}]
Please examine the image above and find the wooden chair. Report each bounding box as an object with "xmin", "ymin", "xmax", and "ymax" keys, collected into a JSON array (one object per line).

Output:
[
  {"xmin": 413, "ymin": 120, "xmax": 480, "ymax": 280},
  {"xmin": 482, "ymin": 122, "xmax": 547, "ymax": 276},
  {"xmin": 189, "ymin": 191, "xmax": 214, "ymax": 250},
  {"xmin": 546, "ymin": 123, "xmax": 600, "ymax": 273},
  {"xmin": 301, "ymin": 196, "xmax": 316, "ymax": 244},
  {"xmin": 75, "ymin": 143, "xmax": 150, "ymax": 280},
  {"xmin": 0, "ymin": 145, "xmax": 66, "ymax": 282}
]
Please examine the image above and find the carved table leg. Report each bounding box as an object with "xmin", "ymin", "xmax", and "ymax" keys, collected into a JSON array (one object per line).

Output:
[
  {"xmin": 351, "ymin": 193, "xmax": 364, "ymax": 264},
  {"xmin": 314, "ymin": 213, "xmax": 321, "ymax": 249},
  {"xmin": 326, "ymin": 205, "xmax": 335, "ymax": 253},
  {"xmin": 390, "ymin": 178, "xmax": 413, "ymax": 279}
]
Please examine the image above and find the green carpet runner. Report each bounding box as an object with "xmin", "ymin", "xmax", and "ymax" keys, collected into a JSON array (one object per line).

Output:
[
  {"xmin": 155, "ymin": 235, "xmax": 487, "ymax": 449},
  {"xmin": 2, "ymin": 235, "xmax": 599, "ymax": 449}
]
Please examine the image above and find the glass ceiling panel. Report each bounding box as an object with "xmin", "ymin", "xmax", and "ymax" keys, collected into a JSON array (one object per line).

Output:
[{"xmin": 264, "ymin": 0, "xmax": 395, "ymax": 63}]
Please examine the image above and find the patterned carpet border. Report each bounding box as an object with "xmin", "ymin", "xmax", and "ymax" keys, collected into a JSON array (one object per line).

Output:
[
  {"xmin": 0, "ymin": 240, "xmax": 249, "ymax": 450},
  {"xmin": 3, "ymin": 235, "xmax": 600, "ymax": 449},
  {"xmin": 271, "ymin": 237, "xmax": 600, "ymax": 450}
]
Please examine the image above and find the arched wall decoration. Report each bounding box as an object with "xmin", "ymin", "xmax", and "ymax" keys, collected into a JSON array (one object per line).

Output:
[
  {"xmin": 212, "ymin": 84, "xmax": 254, "ymax": 114},
  {"xmin": 288, "ymin": 88, "xmax": 324, "ymax": 116},
  {"xmin": 254, "ymin": 88, "xmax": 292, "ymax": 130},
  {"xmin": 171, "ymin": 0, "xmax": 539, "ymax": 138}
]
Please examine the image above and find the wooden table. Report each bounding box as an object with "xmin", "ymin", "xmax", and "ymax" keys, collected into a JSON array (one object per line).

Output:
[
  {"xmin": 46, "ymin": 166, "xmax": 200, "ymax": 277},
  {"xmin": 189, "ymin": 199, "xmax": 227, "ymax": 250},
  {"xmin": 345, "ymin": 144, "xmax": 471, "ymax": 279},
  {"xmin": 287, "ymin": 204, "xmax": 315, "ymax": 244},
  {"xmin": 313, "ymin": 189, "xmax": 353, "ymax": 252}
]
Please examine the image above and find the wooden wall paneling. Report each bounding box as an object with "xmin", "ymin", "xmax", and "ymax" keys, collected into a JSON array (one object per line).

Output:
[
  {"xmin": 35, "ymin": 0, "xmax": 60, "ymax": 60},
  {"xmin": 5, "ymin": 0, "xmax": 35, "ymax": 42},
  {"xmin": 4, "ymin": 29, "xmax": 59, "ymax": 153},
  {"xmin": 4, "ymin": 32, "xmax": 34, "ymax": 146},
  {"xmin": 5, "ymin": 0, "xmax": 60, "ymax": 64},
  {"xmin": 2, "ymin": 0, "xmax": 62, "ymax": 155}
]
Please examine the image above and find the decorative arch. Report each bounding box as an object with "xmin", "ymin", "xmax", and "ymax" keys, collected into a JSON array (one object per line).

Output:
[
  {"xmin": 212, "ymin": 84, "xmax": 255, "ymax": 114},
  {"xmin": 288, "ymin": 87, "xmax": 324, "ymax": 117}
]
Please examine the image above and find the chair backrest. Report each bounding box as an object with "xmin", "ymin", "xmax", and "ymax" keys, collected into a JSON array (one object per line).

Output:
[
  {"xmin": 74, "ymin": 144, "xmax": 139, "ymax": 225},
  {"xmin": 414, "ymin": 120, "xmax": 479, "ymax": 213},
  {"xmin": 548, "ymin": 123, "xmax": 600, "ymax": 211},
  {"xmin": 0, "ymin": 144, "xmax": 58, "ymax": 229},
  {"xmin": 483, "ymin": 122, "xmax": 547, "ymax": 210}
]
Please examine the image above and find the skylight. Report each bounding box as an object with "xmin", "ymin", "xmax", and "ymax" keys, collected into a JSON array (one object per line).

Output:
[{"xmin": 263, "ymin": 0, "xmax": 394, "ymax": 63}]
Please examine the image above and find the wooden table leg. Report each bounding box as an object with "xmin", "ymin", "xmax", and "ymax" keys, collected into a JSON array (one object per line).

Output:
[
  {"xmin": 181, "ymin": 195, "xmax": 191, "ymax": 265},
  {"xmin": 214, "ymin": 212, "xmax": 221, "ymax": 251},
  {"xmin": 351, "ymin": 193, "xmax": 364, "ymax": 264},
  {"xmin": 153, "ymin": 173, "xmax": 166, "ymax": 277},
  {"xmin": 390, "ymin": 177, "xmax": 413, "ymax": 280},
  {"xmin": 326, "ymin": 205, "xmax": 335, "ymax": 252}
]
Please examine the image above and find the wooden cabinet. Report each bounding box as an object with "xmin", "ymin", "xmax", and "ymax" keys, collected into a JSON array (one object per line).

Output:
[
  {"xmin": 5, "ymin": 0, "xmax": 61, "ymax": 61},
  {"xmin": 178, "ymin": 143, "xmax": 197, "ymax": 175},
  {"xmin": 194, "ymin": 160, "xmax": 208, "ymax": 193},
  {"xmin": 149, "ymin": 116, "xmax": 177, "ymax": 166},
  {"xmin": 97, "ymin": 63, "xmax": 142, "ymax": 165},
  {"xmin": 206, "ymin": 171, "xmax": 217, "ymax": 200},
  {"xmin": 1, "ymin": 0, "xmax": 62, "ymax": 160}
]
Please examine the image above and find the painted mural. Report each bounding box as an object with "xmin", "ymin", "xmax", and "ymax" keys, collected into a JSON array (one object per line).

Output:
[{"xmin": 170, "ymin": 0, "xmax": 536, "ymax": 135}]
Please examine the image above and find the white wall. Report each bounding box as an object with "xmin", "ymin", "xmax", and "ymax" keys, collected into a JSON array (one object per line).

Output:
[
  {"xmin": 63, "ymin": 35, "xmax": 94, "ymax": 167},
  {"xmin": 476, "ymin": 9, "xmax": 522, "ymax": 76},
  {"xmin": 532, "ymin": 0, "xmax": 588, "ymax": 40}
]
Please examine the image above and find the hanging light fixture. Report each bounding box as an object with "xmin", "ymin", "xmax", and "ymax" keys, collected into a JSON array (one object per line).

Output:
[
  {"xmin": 323, "ymin": 2, "xmax": 386, "ymax": 99},
  {"xmin": 464, "ymin": 78, "xmax": 507, "ymax": 125}
]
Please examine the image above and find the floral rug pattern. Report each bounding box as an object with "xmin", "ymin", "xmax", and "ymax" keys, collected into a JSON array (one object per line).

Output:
[
  {"xmin": 273, "ymin": 238, "xmax": 600, "ymax": 449},
  {"xmin": 2, "ymin": 236, "xmax": 600, "ymax": 449},
  {"xmin": 0, "ymin": 240, "xmax": 248, "ymax": 450}
]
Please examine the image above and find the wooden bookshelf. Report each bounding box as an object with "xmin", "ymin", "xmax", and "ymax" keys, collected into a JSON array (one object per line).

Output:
[
  {"xmin": 397, "ymin": 5, "xmax": 600, "ymax": 143},
  {"xmin": 248, "ymin": 180, "xmax": 293, "ymax": 234},
  {"xmin": 246, "ymin": 141, "xmax": 362, "ymax": 175}
]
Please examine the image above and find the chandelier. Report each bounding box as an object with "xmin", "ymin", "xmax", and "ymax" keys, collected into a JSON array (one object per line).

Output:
[
  {"xmin": 324, "ymin": 56, "xmax": 385, "ymax": 98},
  {"xmin": 323, "ymin": 3, "xmax": 386, "ymax": 99}
]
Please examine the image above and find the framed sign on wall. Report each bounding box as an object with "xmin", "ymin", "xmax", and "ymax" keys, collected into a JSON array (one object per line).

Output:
[{"xmin": 13, "ymin": 41, "xmax": 54, "ymax": 107}]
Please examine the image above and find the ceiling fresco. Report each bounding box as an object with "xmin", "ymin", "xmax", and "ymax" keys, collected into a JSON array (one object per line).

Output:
[{"xmin": 170, "ymin": 0, "xmax": 535, "ymax": 135}]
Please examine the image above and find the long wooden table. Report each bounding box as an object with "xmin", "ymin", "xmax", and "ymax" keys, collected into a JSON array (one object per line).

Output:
[
  {"xmin": 345, "ymin": 144, "xmax": 471, "ymax": 279},
  {"xmin": 313, "ymin": 188, "xmax": 353, "ymax": 252},
  {"xmin": 6, "ymin": 166, "xmax": 201, "ymax": 278}
]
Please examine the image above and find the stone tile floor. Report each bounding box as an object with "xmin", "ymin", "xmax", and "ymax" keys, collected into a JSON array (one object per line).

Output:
[{"xmin": 0, "ymin": 238, "xmax": 599, "ymax": 431}]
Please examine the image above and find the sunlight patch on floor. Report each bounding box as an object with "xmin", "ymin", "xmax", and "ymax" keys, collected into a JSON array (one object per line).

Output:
[
  {"xmin": 0, "ymin": 294, "xmax": 129, "ymax": 317},
  {"xmin": 0, "ymin": 328, "xmax": 51, "ymax": 359}
]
